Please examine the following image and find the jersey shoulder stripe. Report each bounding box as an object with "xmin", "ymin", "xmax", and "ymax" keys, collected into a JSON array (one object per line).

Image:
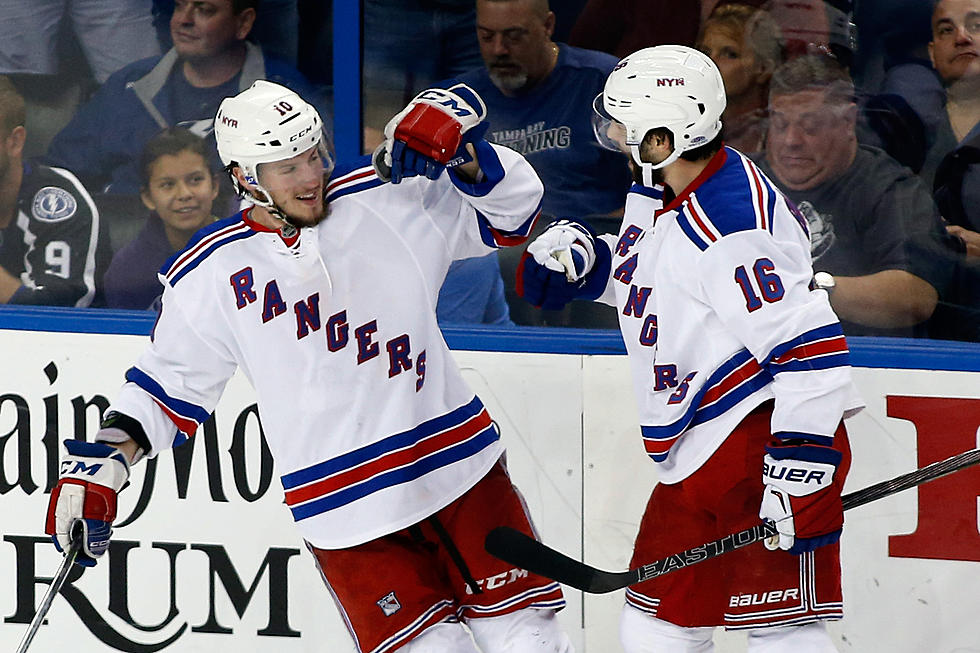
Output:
[
  {"xmin": 326, "ymin": 157, "xmax": 383, "ymax": 202},
  {"xmin": 281, "ymin": 395, "xmax": 499, "ymax": 521},
  {"xmin": 124, "ymin": 366, "xmax": 210, "ymax": 444},
  {"xmin": 640, "ymin": 348, "xmax": 772, "ymax": 461},
  {"xmin": 161, "ymin": 215, "xmax": 255, "ymax": 286},
  {"xmin": 675, "ymin": 149, "xmax": 779, "ymax": 249}
]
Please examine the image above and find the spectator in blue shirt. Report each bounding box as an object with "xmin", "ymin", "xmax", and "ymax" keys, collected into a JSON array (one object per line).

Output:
[{"xmin": 448, "ymin": 0, "xmax": 630, "ymax": 327}]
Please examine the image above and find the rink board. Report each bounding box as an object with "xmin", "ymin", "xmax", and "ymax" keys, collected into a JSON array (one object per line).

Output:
[{"xmin": 1, "ymin": 312, "xmax": 978, "ymax": 652}]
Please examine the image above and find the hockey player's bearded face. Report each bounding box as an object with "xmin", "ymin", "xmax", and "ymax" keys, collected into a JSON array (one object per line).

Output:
[
  {"xmin": 257, "ymin": 147, "xmax": 328, "ymax": 227},
  {"xmin": 630, "ymin": 132, "xmax": 668, "ymax": 186}
]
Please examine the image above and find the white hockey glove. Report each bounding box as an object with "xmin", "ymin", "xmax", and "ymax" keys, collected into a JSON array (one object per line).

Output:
[
  {"xmin": 759, "ymin": 436, "xmax": 845, "ymax": 555},
  {"xmin": 517, "ymin": 219, "xmax": 611, "ymax": 310},
  {"xmin": 373, "ymin": 84, "xmax": 489, "ymax": 183},
  {"xmin": 45, "ymin": 440, "xmax": 130, "ymax": 566},
  {"xmin": 526, "ymin": 219, "xmax": 598, "ymax": 282}
]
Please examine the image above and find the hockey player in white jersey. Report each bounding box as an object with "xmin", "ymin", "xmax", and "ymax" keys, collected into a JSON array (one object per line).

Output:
[
  {"xmin": 45, "ymin": 80, "xmax": 573, "ymax": 653},
  {"xmin": 519, "ymin": 46, "xmax": 865, "ymax": 652}
]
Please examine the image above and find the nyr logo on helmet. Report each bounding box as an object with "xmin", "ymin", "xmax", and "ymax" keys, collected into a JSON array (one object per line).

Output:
[
  {"xmin": 32, "ymin": 186, "xmax": 77, "ymax": 222},
  {"xmin": 656, "ymin": 77, "xmax": 686, "ymax": 87}
]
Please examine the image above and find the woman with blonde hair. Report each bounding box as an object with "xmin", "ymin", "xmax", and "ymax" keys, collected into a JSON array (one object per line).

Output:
[{"xmin": 698, "ymin": 3, "xmax": 783, "ymax": 153}]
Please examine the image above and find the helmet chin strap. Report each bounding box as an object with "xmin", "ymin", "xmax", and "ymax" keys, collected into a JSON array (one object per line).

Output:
[
  {"xmin": 630, "ymin": 144, "xmax": 682, "ymax": 187},
  {"xmin": 234, "ymin": 172, "xmax": 300, "ymax": 238}
]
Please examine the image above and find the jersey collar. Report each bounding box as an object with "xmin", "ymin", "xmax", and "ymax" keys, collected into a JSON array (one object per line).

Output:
[
  {"xmin": 241, "ymin": 206, "xmax": 300, "ymax": 248},
  {"xmin": 657, "ymin": 146, "xmax": 728, "ymax": 216}
]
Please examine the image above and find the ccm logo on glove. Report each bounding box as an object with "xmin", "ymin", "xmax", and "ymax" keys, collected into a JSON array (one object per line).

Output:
[{"xmin": 416, "ymin": 89, "xmax": 474, "ymax": 118}]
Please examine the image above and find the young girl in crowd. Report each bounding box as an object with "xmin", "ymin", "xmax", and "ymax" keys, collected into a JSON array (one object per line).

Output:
[{"xmin": 104, "ymin": 128, "xmax": 218, "ymax": 309}]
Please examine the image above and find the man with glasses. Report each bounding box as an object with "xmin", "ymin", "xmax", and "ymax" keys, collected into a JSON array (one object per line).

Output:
[{"xmin": 756, "ymin": 54, "xmax": 951, "ymax": 337}]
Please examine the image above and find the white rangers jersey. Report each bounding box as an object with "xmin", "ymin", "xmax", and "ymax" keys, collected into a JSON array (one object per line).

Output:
[
  {"xmin": 106, "ymin": 144, "xmax": 543, "ymax": 548},
  {"xmin": 593, "ymin": 147, "xmax": 864, "ymax": 483}
]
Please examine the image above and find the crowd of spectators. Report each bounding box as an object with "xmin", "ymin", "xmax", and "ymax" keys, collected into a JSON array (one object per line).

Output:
[{"xmin": 0, "ymin": 0, "xmax": 977, "ymax": 342}]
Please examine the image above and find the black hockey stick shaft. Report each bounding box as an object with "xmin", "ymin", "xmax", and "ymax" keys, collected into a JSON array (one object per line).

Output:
[
  {"xmin": 15, "ymin": 521, "xmax": 83, "ymax": 653},
  {"xmin": 485, "ymin": 448, "xmax": 980, "ymax": 594}
]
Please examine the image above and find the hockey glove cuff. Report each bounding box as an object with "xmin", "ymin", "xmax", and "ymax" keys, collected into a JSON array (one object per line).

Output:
[{"xmin": 517, "ymin": 219, "xmax": 611, "ymax": 310}]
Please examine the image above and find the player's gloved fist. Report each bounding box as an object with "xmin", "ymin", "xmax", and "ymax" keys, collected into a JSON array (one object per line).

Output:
[
  {"xmin": 759, "ymin": 435, "xmax": 844, "ymax": 555},
  {"xmin": 45, "ymin": 440, "xmax": 130, "ymax": 566},
  {"xmin": 377, "ymin": 83, "xmax": 488, "ymax": 183},
  {"xmin": 517, "ymin": 219, "xmax": 610, "ymax": 310}
]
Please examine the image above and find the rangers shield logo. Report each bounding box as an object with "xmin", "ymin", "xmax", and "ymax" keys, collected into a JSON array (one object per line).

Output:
[{"xmin": 376, "ymin": 591, "xmax": 401, "ymax": 616}]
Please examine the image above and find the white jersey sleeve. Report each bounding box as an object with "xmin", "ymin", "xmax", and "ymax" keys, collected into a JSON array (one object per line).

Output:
[
  {"xmin": 109, "ymin": 285, "xmax": 238, "ymax": 456},
  {"xmin": 424, "ymin": 140, "xmax": 544, "ymax": 260},
  {"xmin": 697, "ymin": 227, "xmax": 858, "ymax": 440}
]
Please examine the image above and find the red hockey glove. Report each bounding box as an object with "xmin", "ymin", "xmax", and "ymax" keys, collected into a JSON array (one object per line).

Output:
[
  {"xmin": 759, "ymin": 435, "xmax": 844, "ymax": 555},
  {"xmin": 46, "ymin": 440, "xmax": 130, "ymax": 566},
  {"xmin": 376, "ymin": 84, "xmax": 488, "ymax": 183}
]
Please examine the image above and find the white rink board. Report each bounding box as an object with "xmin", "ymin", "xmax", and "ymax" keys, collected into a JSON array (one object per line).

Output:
[{"xmin": 2, "ymin": 328, "xmax": 979, "ymax": 652}]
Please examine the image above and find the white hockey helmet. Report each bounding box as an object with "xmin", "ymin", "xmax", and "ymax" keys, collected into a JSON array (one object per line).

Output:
[
  {"xmin": 593, "ymin": 45, "xmax": 726, "ymax": 182},
  {"xmin": 214, "ymin": 80, "xmax": 333, "ymax": 208}
]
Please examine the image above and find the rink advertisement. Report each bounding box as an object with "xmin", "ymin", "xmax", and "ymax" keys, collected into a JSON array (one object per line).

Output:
[{"xmin": 2, "ymin": 322, "xmax": 979, "ymax": 653}]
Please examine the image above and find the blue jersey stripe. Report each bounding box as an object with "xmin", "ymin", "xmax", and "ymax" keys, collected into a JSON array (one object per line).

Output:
[
  {"xmin": 124, "ymin": 366, "xmax": 210, "ymax": 424},
  {"xmin": 628, "ymin": 183, "xmax": 664, "ymax": 200},
  {"xmin": 475, "ymin": 196, "xmax": 542, "ymax": 248},
  {"xmin": 640, "ymin": 349, "xmax": 770, "ymax": 441},
  {"xmin": 160, "ymin": 215, "xmax": 246, "ymax": 276},
  {"xmin": 766, "ymin": 323, "xmax": 846, "ymax": 363},
  {"xmin": 168, "ymin": 230, "xmax": 256, "ymax": 286},
  {"xmin": 281, "ymin": 395, "xmax": 486, "ymax": 489},
  {"xmin": 288, "ymin": 422, "xmax": 499, "ymax": 520},
  {"xmin": 327, "ymin": 176, "xmax": 385, "ymax": 201},
  {"xmin": 675, "ymin": 208, "xmax": 711, "ymax": 251},
  {"xmin": 769, "ymin": 352, "xmax": 851, "ymax": 373}
]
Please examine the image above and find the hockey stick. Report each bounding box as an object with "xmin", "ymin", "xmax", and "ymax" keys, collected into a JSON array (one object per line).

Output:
[
  {"xmin": 485, "ymin": 447, "xmax": 980, "ymax": 594},
  {"xmin": 15, "ymin": 521, "xmax": 84, "ymax": 653}
]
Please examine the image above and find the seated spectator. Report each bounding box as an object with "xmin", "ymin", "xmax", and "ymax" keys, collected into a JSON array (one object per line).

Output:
[
  {"xmin": 753, "ymin": 54, "xmax": 953, "ymax": 337},
  {"xmin": 877, "ymin": 0, "xmax": 980, "ymax": 341},
  {"xmin": 921, "ymin": 0, "xmax": 980, "ymax": 192},
  {"xmin": 104, "ymin": 128, "xmax": 218, "ymax": 310},
  {"xmin": 44, "ymin": 0, "xmax": 324, "ymax": 198},
  {"xmin": 698, "ymin": 3, "xmax": 783, "ymax": 154},
  {"xmin": 452, "ymin": 0, "xmax": 631, "ymax": 327},
  {"xmin": 0, "ymin": 77, "xmax": 110, "ymax": 307},
  {"xmin": 153, "ymin": 0, "xmax": 300, "ymax": 65},
  {"xmin": 0, "ymin": 0, "xmax": 161, "ymax": 85}
]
